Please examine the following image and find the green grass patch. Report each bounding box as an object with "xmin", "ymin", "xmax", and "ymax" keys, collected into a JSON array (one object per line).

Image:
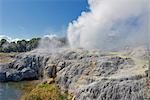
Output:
[
  {"xmin": 22, "ymin": 83, "xmax": 72, "ymax": 100},
  {"xmin": 38, "ymin": 83, "xmax": 50, "ymax": 88}
]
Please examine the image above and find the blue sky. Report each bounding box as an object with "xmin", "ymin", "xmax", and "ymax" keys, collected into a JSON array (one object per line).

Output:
[{"xmin": 0, "ymin": 0, "xmax": 89, "ymax": 39}]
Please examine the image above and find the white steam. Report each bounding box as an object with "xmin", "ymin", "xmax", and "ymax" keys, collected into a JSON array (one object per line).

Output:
[
  {"xmin": 67, "ymin": 0, "xmax": 150, "ymax": 50},
  {"xmin": 38, "ymin": 34, "xmax": 66, "ymax": 51}
]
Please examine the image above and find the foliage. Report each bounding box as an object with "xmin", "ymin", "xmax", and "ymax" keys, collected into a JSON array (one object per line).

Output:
[
  {"xmin": 0, "ymin": 38, "xmax": 41, "ymax": 53},
  {"xmin": 22, "ymin": 83, "xmax": 71, "ymax": 100}
]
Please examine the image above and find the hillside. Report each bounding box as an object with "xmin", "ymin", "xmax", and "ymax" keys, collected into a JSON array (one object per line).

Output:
[{"xmin": 0, "ymin": 47, "xmax": 150, "ymax": 99}]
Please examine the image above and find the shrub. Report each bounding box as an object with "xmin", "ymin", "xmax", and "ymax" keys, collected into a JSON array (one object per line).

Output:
[{"xmin": 22, "ymin": 83, "xmax": 71, "ymax": 100}]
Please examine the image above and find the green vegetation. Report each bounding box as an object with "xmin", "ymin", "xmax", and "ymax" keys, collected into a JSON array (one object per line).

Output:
[
  {"xmin": 22, "ymin": 83, "xmax": 72, "ymax": 100},
  {"xmin": 0, "ymin": 38, "xmax": 41, "ymax": 53}
]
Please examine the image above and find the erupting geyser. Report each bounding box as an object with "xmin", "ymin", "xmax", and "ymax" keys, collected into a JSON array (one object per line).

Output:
[{"xmin": 67, "ymin": 0, "xmax": 150, "ymax": 50}]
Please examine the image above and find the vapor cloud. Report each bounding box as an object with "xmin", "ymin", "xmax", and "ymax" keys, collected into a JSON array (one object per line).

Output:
[
  {"xmin": 0, "ymin": 35, "xmax": 21, "ymax": 42},
  {"xmin": 67, "ymin": 0, "xmax": 150, "ymax": 50},
  {"xmin": 38, "ymin": 34, "xmax": 67, "ymax": 51}
]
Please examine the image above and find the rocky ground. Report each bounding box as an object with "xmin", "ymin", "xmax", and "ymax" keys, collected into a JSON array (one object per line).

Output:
[{"xmin": 0, "ymin": 47, "xmax": 150, "ymax": 100}]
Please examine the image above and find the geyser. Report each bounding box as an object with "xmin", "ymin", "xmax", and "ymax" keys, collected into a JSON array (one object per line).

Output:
[
  {"xmin": 38, "ymin": 34, "xmax": 67, "ymax": 52},
  {"xmin": 67, "ymin": 0, "xmax": 150, "ymax": 50}
]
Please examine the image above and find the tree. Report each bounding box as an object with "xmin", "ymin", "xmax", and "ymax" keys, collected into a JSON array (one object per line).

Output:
[
  {"xmin": 0, "ymin": 39, "xmax": 7, "ymax": 46},
  {"xmin": 9, "ymin": 42, "xmax": 17, "ymax": 52},
  {"xmin": 0, "ymin": 39, "xmax": 10, "ymax": 52},
  {"xmin": 17, "ymin": 40, "xmax": 27, "ymax": 52},
  {"xmin": 27, "ymin": 38, "xmax": 41, "ymax": 51},
  {"xmin": 0, "ymin": 38, "xmax": 40, "ymax": 53}
]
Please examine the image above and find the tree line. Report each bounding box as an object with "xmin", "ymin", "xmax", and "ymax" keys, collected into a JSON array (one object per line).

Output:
[{"xmin": 0, "ymin": 38, "xmax": 41, "ymax": 53}]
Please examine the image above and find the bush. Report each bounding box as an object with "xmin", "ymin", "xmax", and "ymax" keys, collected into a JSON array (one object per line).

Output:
[{"xmin": 22, "ymin": 83, "xmax": 72, "ymax": 100}]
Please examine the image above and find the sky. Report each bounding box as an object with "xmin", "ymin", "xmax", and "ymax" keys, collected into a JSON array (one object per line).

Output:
[{"xmin": 0, "ymin": 0, "xmax": 89, "ymax": 40}]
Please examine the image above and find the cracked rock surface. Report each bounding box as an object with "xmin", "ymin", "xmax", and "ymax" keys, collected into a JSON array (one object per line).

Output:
[{"xmin": 0, "ymin": 47, "xmax": 149, "ymax": 99}]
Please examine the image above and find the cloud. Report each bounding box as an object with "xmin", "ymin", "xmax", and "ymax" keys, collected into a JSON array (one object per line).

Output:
[
  {"xmin": 0, "ymin": 35, "xmax": 21, "ymax": 42},
  {"xmin": 67, "ymin": 0, "xmax": 150, "ymax": 50}
]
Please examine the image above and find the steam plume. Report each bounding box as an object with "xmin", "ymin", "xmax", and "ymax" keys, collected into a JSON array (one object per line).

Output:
[
  {"xmin": 38, "ymin": 34, "xmax": 67, "ymax": 51},
  {"xmin": 67, "ymin": 0, "xmax": 150, "ymax": 50}
]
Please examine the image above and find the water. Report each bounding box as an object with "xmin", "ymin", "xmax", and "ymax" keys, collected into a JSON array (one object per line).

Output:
[
  {"xmin": 0, "ymin": 83, "xmax": 23, "ymax": 100},
  {"xmin": 0, "ymin": 81, "xmax": 39, "ymax": 100}
]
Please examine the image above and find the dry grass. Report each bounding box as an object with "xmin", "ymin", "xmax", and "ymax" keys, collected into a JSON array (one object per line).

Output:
[
  {"xmin": 22, "ymin": 83, "xmax": 72, "ymax": 100},
  {"xmin": 0, "ymin": 53, "xmax": 18, "ymax": 63}
]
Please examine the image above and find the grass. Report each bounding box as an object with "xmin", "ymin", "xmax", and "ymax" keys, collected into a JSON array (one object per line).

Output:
[
  {"xmin": 22, "ymin": 83, "xmax": 72, "ymax": 100},
  {"xmin": 109, "ymin": 52, "xmax": 120, "ymax": 55},
  {"xmin": 98, "ymin": 51, "xmax": 122, "ymax": 57},
  {"xmin": 0, "ymin": 53, "xmax": 19, "ymax": 63}
]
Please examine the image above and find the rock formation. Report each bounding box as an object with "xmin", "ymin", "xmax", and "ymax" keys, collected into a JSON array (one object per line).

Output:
[{"xmin": 0, "ymin": 47, "xmax": 149, "ymax": 99}]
